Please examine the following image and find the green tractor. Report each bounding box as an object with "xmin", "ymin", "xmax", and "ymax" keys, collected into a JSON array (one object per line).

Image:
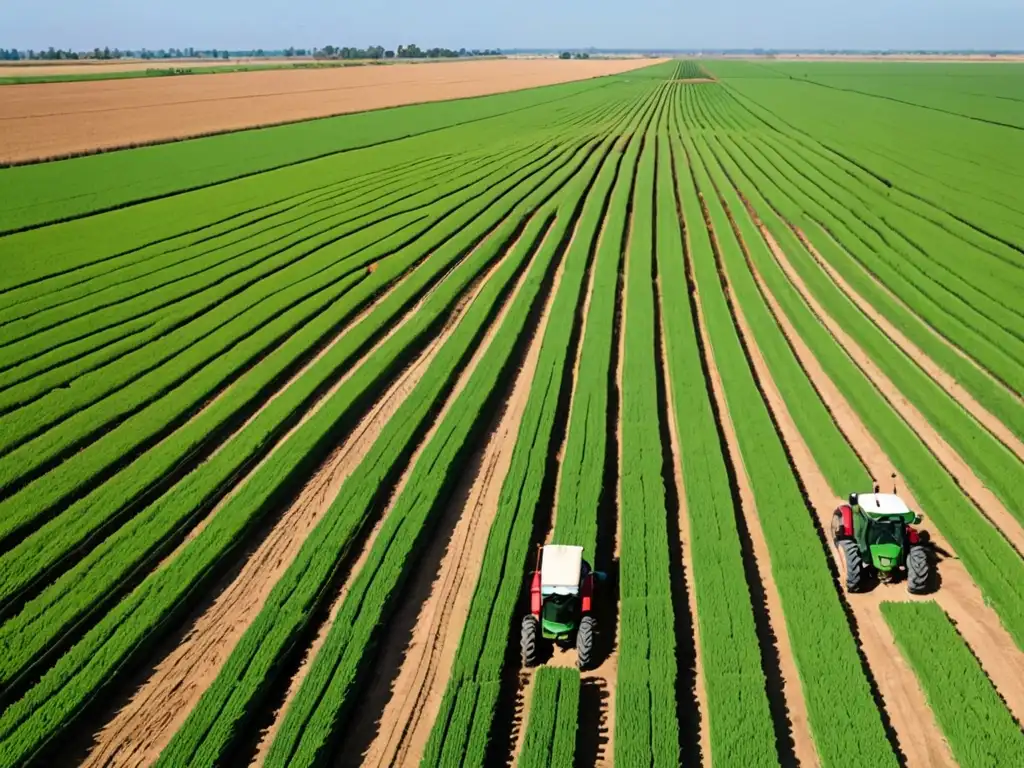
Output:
[
  {"xmin": 520, "ymin": 545, "xmax": 605, "ymax": 670},
  {"xmin": 830, "ymin": 486, "xmax": 933, "ymax": 594}
]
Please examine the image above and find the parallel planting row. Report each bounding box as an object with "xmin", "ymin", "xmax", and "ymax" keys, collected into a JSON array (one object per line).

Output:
[{"xmin": 0, "ymin": 59, "xmax": 1022, "ymax": 768}]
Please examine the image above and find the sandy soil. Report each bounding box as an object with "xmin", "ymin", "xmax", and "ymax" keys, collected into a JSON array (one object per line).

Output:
[
  {"xmin": 723, "ymin": 222, "xmax": 955, "ymax": 766},
  {"xmin": 308, "ymin": 216, "xmax": 552, "ymax": 768},
  {"xmin": 691, "ymin": 275, "xmax": 821, "ymax": 768},
  {"xmin": 793, "ymin": 228, "xmax": 1024, "ymax": 462},
  {"xmin": 0, "ymin": 59, "xmax": 660, "ymax": 163},
  {"xmin": 767, "ymin": 230, "xmax": 1024, "ymax": 554},
  {"xmin": 78, "ymin": 241, "xmax": 492, "ymax": 767},
  {"xmin": 749, "ymin": 219, "xmax": 1024, "ymax": 728}
]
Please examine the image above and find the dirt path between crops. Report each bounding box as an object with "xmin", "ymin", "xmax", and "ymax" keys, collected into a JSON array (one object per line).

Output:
[
  {"xmin": 0, "ymin": 59, "xmax": 660, "ymax": 163},
  {"xmin": 793, "ymin": 227, "xmax": 1024, "ymax": 461},
  {"xmin": 77, "ymin": 243, "xmax": 506, "ymax": 768},
  {"xmin": 748, "ymin": 221, "xmax": 1024, "ymax": 729},
  {"xmin": 766, "ymin": 229, "xmax": 1024, "ymax": 555},
  {"xmin": 264, "ymin": 214, "xmax": 553, "ymax": 768},
  {"xmin": 721, "ymin": 225, "xmax": 955, "ymax": 767},
  {"xmin": 691, "ymin": 274, "xmax": 820, "ymax": 768}
]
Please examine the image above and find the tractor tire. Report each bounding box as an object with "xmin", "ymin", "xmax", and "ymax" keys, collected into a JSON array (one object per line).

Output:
[
  {"xmin": 576, "ymin": 616, "xmax": 596, "ymax": 670},
  {"xmin": 521, "ymin": 615, "xmax": 538, "ymax": 667},
  {"xmin": 906, "ymin": 545, "xmax": 932, "ymax": 595},
  {"xmin": 838, "ymin": 539, "xmax": 864, "ymax": 592}
]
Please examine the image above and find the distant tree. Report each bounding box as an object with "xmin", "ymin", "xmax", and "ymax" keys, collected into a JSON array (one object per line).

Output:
[
  {"xmin": 221, "ymin": 50, "xmax": 229, "ymax": 59},
  {"xmin": 384, "ymin": 50, "xmax": 395, "ymax": 59},
  {"xmin": 559, "ymin": 51, "xmax": 572, "ymax": 59}
]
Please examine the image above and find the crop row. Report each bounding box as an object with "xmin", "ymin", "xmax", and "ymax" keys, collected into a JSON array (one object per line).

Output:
[
  {"xmin": 421, "ymin": 81, "xmax": 666, "ymax": 768},
  {"xmin": 160, "ymin": 119, "xmax": 620, "ymax": 767},
  {"xmin": 705, "ymin": 80, "xmax": 1024, "ymax": 397},
  {"xmin": 517, "ymin": 668, "xmax": 580, "ymax": 768},
  {"xmin": 0, "ymin": 135, "xmax": 584, "ymax": 640},
  {"xmin": 614, "ymin": 94, "xmax": 680, "ymax": 768},
  {"xmin": 0, "ymin": 142, "xmax": 542, "ymax": 544},
  {"xmin": 674, "ymin": 93, "xmax": 899, "ymax": 767},
  {"xmin": 0, "ymin": 71, "xmax": 657, "ymax": 235},
  {"xmin": 881, "ymin": 601, "xmax": 1024, "ymax": 767},
  {"xmin": 712, "ymin": 133, "xmax": 1024, "ymax": 526},
  {"xmin": 653, "ymin": 87, "xmax": 778, "ymax": 767},
  {"xmin": 698, "ymin": 97, "xmax": 1024, "ymax": 650},
  {"xmin": 0, "ymin": 124, "xmax": 619, "ymax": 766}
]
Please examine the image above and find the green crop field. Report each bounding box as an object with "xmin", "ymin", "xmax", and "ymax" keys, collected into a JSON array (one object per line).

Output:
[{"xmin": 0, "ymin": 57, "xmax": 1022, "ymax": 767}]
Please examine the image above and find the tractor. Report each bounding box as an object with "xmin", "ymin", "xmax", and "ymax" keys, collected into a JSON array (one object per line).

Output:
[
  {"xmin": 831, "ymin": 484, "xmax": 933, "ymax": 594},
  {"xmin": 520, "ymin": 545, "xmax": 604, "ymax": 670}
]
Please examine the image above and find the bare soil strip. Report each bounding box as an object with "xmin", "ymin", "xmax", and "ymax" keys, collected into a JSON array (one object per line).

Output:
[
  {"xmin": 766, "ymin": 231, "xmax": 1024, "ymax": 554},
  {"xmin": 721, "ymin": 236, "xmax": 955, "ymax": 767},
  {"xmin": 0, "ymin": 59, "xmax": 660, "ymax": 164},
  {"xmin": 794, "ymin": 227, "xmax": 1024, "ymax": 459},
  {"xmin": 79, "ymin": 245, "xmax": 506, "ymax": 768},
  {"xmin": 310, "ymin": 217, "xmax": 555, "ymax": 768},
  {"xmin": 749, "ymin": 223, "xmax": 1024, "ymax": 727},
  {"xmin": 691, "ymin": 286, "xmax": 821, "ymax": 768}
]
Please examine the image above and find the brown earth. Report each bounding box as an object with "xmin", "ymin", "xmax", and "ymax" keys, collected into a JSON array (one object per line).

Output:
[
  {"xmin": 0, "ymin": 59, "xmax": 661, "ymax": 164},
  {"xmin": 78, "ymin": 237, "xmax": 496, "ymax": 767},
  {"xmin": 767, "ymin": 228, "xmax": 1024, "ymax": 554},
  {"xmin": 749, "ymin": 219, "xmax": 1024, "ymax": 728}
]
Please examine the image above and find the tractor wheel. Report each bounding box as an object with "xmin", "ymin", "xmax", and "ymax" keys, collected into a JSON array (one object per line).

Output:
[
  {"xmin": 521, "ymin": 615, "xmax": 538, "ymax": 667},
  {"xmin": 576, "ymin": 616, "xmax": 596, "ymax": 670},
  {"xmin": 838, "ymin": 539, "xmax": 864, "ymax": 592},
  {"xmin": 906, "ymin": 545, "xmax": 932, "ymax": 595}
]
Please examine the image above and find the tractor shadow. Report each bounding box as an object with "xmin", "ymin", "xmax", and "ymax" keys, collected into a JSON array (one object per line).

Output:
[{"xmin": 577, "ymin": 677, "xmax": 611, "ymax": 766}]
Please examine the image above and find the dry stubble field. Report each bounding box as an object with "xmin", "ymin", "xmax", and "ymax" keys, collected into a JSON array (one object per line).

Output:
[{"xmin": 0, "ymin": 58, "xmax": 657, "ymax": 163}]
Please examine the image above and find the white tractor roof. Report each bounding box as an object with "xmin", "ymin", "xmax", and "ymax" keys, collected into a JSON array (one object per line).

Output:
[
  {"xmin": 857, "ymin": 493, "xmax": 911, "ymax": 516},
  {"xmin": 541, "ymin": 545, "xmax": 583, "ymax": 596}
]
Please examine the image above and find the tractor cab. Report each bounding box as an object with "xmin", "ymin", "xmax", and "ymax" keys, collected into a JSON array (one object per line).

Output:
[{"xmin": 520, "ymin": 545, "xmax": 599, "ymax": 670}]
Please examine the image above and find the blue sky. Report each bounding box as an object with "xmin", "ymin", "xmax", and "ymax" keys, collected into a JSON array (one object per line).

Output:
[{"xmin": 4, "ymin": 1, "xmax": 1023, "ymax": 51}]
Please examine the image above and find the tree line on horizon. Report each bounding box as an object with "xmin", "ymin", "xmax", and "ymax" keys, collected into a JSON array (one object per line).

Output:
[{"xmin": 0, "ymin": 44, "xmax": 501, "ymax": 62}]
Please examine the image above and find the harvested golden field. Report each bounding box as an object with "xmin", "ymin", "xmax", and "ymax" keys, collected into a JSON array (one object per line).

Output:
[{"xmin": 0, "ymin": 58, "xmax": 660, "ymax": 163}]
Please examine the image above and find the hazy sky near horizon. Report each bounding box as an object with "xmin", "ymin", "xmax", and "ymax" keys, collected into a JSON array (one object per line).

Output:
[{"xmin": 4, "ymin": 1, "xmax": 1023, "ymax": 51}]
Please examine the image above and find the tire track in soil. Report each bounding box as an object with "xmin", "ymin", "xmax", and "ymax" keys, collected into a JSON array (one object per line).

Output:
[
  {"xmin": 720, "ymin": 222, "xmax": 955, "ymax": 768},
  {"xmin": 74, "ymin": 238, "xmax": 508, "ymax": 768},
  {"xmin": 791, "ymin": 226, "xmax": 1024, "ymax": 461},
  {"xmin": 764, "ymin": 224, "xmax": 1024, "ymax": 555},
  {"xmin": 261, "ymin": 213, "xmax": 551, "ymax": 768},
  {"xmin": 689, "ymin": 260, "xmax": 820, "ymax": 768},
  {"xmin": 747, "ymin": 221, "xmax": 1024, "ymax": 728}
]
